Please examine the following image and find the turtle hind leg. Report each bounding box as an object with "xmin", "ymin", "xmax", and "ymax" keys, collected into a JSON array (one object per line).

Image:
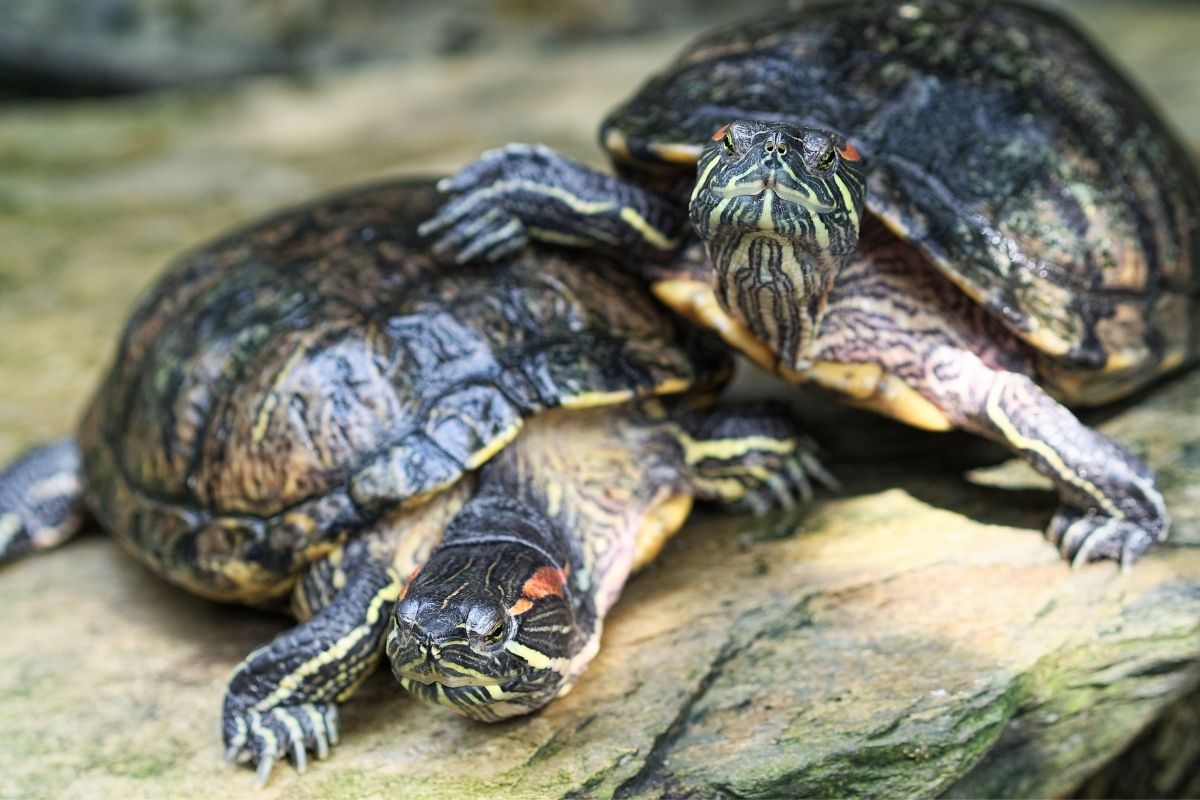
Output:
[
  {"xmin": 223, "ymin": 560, "xmax": 400, "ymax": 785},
  {"xmin": 927, "ymin": 347, "xmax": 1167, "ymax": 567},
  {"xmin": 669, "ymin": 402, "xmax": 836, "ymax": 515},
  {"xmin": 0, "ymin": 437, "xmax": 86, "ymax": 564}
]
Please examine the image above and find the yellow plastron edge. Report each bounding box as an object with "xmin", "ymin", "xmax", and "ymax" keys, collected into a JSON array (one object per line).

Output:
[{"xmin": 651, "ymin": 279, "xmax": 954, "ymax": 432}]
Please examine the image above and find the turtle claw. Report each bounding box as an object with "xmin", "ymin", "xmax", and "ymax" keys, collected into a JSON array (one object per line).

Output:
[
  {"xmin": 454, "ymin": 218, "xmax": 527, "ymax": 263},
  {"xmin": 798, "ymin": 448, "xmax": 840, "ymax": 493},
  {"xmin": 736, "ymin": 442, "xmax": 835, "ymax": 515},
  {"xmin": 222, "ymin": 701, "xmax": 340, "ymax": 784},
  {"xmin": 423, "ymin": 194, "xmax": 529, "ymax": 264},
  {"xmin": 1048, "ymin": 507, "xmax": 1164, "ymax": 567},
  {"xmin": 291, "ymin": 736, "xmax": 308, "ymax": 775},
  {"xmin": 422, "ymin": 143, "xmax": 570, "ymax": 263},
  {"xmin": 255, "ymin": 754, "xmax": 277, "ymax": 789}
]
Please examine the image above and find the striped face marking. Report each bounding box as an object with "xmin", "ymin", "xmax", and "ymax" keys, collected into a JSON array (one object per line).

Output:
[
  {"xmin": 688, "ymin": 119, "xmax": 867, "ymax": 369},
  {"xmin": 386, "ymin": 538, "xmax": 576, "ymax": 721}
]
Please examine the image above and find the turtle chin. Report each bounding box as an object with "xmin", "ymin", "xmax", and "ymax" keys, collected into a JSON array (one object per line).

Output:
[
  {"xmin": 385, "ymin": 542, "xmax": 576, "ymax": 721},
  {"xmin": 689, "ymin": 119, "xmax": 866, "ymax": 370}
]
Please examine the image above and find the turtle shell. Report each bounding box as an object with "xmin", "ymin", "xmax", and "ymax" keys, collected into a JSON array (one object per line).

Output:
[
  {"xmin": 80, "ymin": 179, "xmax": 728, "ymax": 597},
  {"xmin": 600, "ymin": 0, "xmax": 1200, "ymax": 387}
]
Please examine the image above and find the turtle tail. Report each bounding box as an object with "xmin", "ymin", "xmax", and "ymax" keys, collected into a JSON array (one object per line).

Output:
[{"xmin": 0, "ymin": 437, "xmax": 86, "ymax": 564}]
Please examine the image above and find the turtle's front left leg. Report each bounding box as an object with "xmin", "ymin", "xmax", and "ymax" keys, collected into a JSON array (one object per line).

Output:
[
  {"xmin": 419, "ymin": 144, "xmax": 688, "ymax": 263},
  {"xmin": 222, "ymin": 561, "xmax": 400, "ymax": 785},
  {"xmin": 925, "ymin": 348, "xmax": 1167, "ymax": 567},
  {"xmin": 0, "ymin": 437, "xmax": 85, "ymax": 564}
]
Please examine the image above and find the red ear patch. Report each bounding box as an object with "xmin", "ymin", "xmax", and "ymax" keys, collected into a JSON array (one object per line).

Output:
[
  {"xmin": 397, "ymin": 565, "xmax": 422, "ymax": 599},
  {"xmin": 507, "ymin": 597, "xmax": 534, "ymax": 616},
  {"xmin": 837, "ymin": 140, "xmax": 861, "ymax": 161},
  {"xmin": 522, "ymin": 566, "xmax": 566, "ymax": 599},
  {"xmin": 711, "ymin": 123, "xmax": 732, "ymax": 142}
]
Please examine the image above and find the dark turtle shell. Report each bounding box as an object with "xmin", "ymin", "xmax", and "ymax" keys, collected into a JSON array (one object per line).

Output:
[
  {"xmin": 601, "ymin": 0, "xmax": 1200, "ymax": 388},
  {"xmin": 80, "ymin": 180, "xmax": 728, "ymax": 599}
]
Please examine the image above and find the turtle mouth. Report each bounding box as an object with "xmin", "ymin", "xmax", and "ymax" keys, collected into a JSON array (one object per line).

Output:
[
  {"xmin": 395, "ymin": 660, "xmax": 523, "ymax": 689},
  {"xmin": 397, "ymin": 671, "xmax": 519, "ymax": 689},
  {"xmin": 397, "ymin": 673, "xmax": 515, "ymax": 689},
  {"xmin": 712, "ymin": 177, "xmax": 836, "ymax": 214}
]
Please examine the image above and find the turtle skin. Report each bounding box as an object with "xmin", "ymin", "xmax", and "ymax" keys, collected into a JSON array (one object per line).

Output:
[
  {"xmin": 77, "ymin": 180, "xmax": 733, "ymax": 603},
  {"xmin": 0, "ymin": 179, "xmax": 831, "ymax": 783},
  {"xmin": 422, "ymin": 0, "xmax": 1199, "ymax": 567},
  {"xmin": 599, "ymin": 0, "xmax": 1200, "ymax": 387}
]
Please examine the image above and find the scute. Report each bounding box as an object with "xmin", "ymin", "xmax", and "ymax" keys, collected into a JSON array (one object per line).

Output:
[
  {"xmin": 82, "ymin": 180, "xmax": 728, "ymax": 571},
  {"xmin": 601, "ymin": 0, "xmax": 1200, "ymax": 379}
]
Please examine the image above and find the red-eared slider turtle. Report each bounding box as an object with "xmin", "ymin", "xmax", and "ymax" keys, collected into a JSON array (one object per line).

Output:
[
  {"xmin": 0, "ymin": 180, "xmax": 826, "ymax": 783},
  {"xmin": 423, "ymin": 0, "xmax": 1200, "ymax": 566}
]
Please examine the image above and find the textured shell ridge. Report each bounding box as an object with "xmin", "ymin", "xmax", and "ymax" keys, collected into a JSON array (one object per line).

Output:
[{"xmin": 600, "ymin": 0, "xmax": 1200, "ymax": 376}]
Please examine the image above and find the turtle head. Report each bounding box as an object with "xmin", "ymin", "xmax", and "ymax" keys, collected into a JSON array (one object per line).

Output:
[
  {"xmin": 689, "ymin": 120, "xmax": 866, "ymax": 370},
  {"xmin": 385, "ymin": 497, "xmax": 577, "ymax": 721}
]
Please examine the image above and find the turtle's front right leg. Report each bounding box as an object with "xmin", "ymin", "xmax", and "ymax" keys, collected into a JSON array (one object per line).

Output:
[
  {"xmin": 926, "ymin": 348, "xmax": 1168, "ymax": 567},
  {"xmin": 420, "ymin": 144, "xmax": 687, "ymax": 263},
  {"xmin": 222, "ymin": 561, "xmax": 400, "ymax": 785}
]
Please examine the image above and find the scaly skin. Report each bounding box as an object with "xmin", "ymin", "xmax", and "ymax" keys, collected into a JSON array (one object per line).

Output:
[
  {"xmin": 0, "ymin": 438, "xmax": 84, "ymax": 564},
  {"xmin": 812, "ymin": 220, "xmax": 1168, "ymax": 566},
  {"xmin": 0, "ymin": 179, "xmax": 831, "ymax": 785},
  {"xmin": 217, "ymin": 400, "xmax": 827, "ymax": 782},
  {"xmin": 425, "ymin": 1, "xmax": 1199, "ymax": 566}
]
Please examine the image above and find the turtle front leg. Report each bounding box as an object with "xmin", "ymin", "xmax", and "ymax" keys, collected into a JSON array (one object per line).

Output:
[
  {"xmin": 0, "ymin": 437, "xmax": 86, "ymax": 564},
  {"xmin": 927, "ymin": 348, "xmax": 1167, "ymax": 567},
  {"xmin": 668, "ymin": 402, "xmax": 836, "ymax": 515},
  {"xmin": 223, "ymin": 562, "xmax": 400, "ymax": 785},
  {"xmin": 420, "ymin": 144, "xmax": 687, "ymax": 263}
]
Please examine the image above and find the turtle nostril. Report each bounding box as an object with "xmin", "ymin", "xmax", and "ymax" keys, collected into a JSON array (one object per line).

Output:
[
  {"xmin": 764, "ymin": 141, "xmax": 775, "ymax": 152},
  {"xmin": 777, "ymin": 142, "xmax": 788, "ymax": 155}
]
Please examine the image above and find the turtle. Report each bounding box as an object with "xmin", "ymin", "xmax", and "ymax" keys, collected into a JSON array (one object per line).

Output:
[
  {"xmin": 0, "ymin": 179, "xmax": 828, "ymax": 782},
  {"xmin": 421, "ymin": 0, "xmax": 1200, "ymax": 567}
]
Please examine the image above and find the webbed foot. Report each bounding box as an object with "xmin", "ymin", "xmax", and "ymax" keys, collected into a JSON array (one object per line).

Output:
[{"xmin": 923, "ymin": 350, "xmax": 1169, "ymax": 568}]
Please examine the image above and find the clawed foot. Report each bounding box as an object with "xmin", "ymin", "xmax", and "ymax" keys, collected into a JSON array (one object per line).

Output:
[
  {"xmin": 420, "ymin": 143, "xmax": 559, "ymax": 263},
  {"xmin": 736, "ymin": 441, "xmax": 838, "ymax": 515},
  {"xmin": 223, "ymin": 700, "xmax": 340, "ymax": 786},
  {"xmin": 1048, "ymin": 507, "xmax": 1168, "ymax": 570}
]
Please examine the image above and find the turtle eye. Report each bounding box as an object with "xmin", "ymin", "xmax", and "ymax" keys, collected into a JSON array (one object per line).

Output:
[
  {"xmin": 484, "ymin": 617, "xmax": 507, "ymax": 644},
  {"xmin": 466, "ymin": 604, "xmax": 511, "ymax": 653},
  {"xmin": 814, "ymin": 147, "xmax": 837, "ymax": 172},
  {"xmin": 722, "ymin": 129, "xmax": 736, "ymax": 156}
]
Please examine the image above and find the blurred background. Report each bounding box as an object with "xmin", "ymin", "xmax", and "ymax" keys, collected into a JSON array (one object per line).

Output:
[{"xmin": 1, "ymin": 0, "xmax": 1197, "ymax": 102}]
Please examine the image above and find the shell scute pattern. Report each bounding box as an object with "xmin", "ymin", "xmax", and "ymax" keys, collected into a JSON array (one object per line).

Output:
[
  {"xmin": 81, "ymin": 181, "xmax": 724, "ymax": 597},
  {"xmin": 603, "ymin": 0, "xmax": 1200, "ymax": 377}
]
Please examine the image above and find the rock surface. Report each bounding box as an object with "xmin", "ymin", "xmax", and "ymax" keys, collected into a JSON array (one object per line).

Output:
[{"xmin": 1, "ymin": 7, "xmax": 1200, "ymax": 799}]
